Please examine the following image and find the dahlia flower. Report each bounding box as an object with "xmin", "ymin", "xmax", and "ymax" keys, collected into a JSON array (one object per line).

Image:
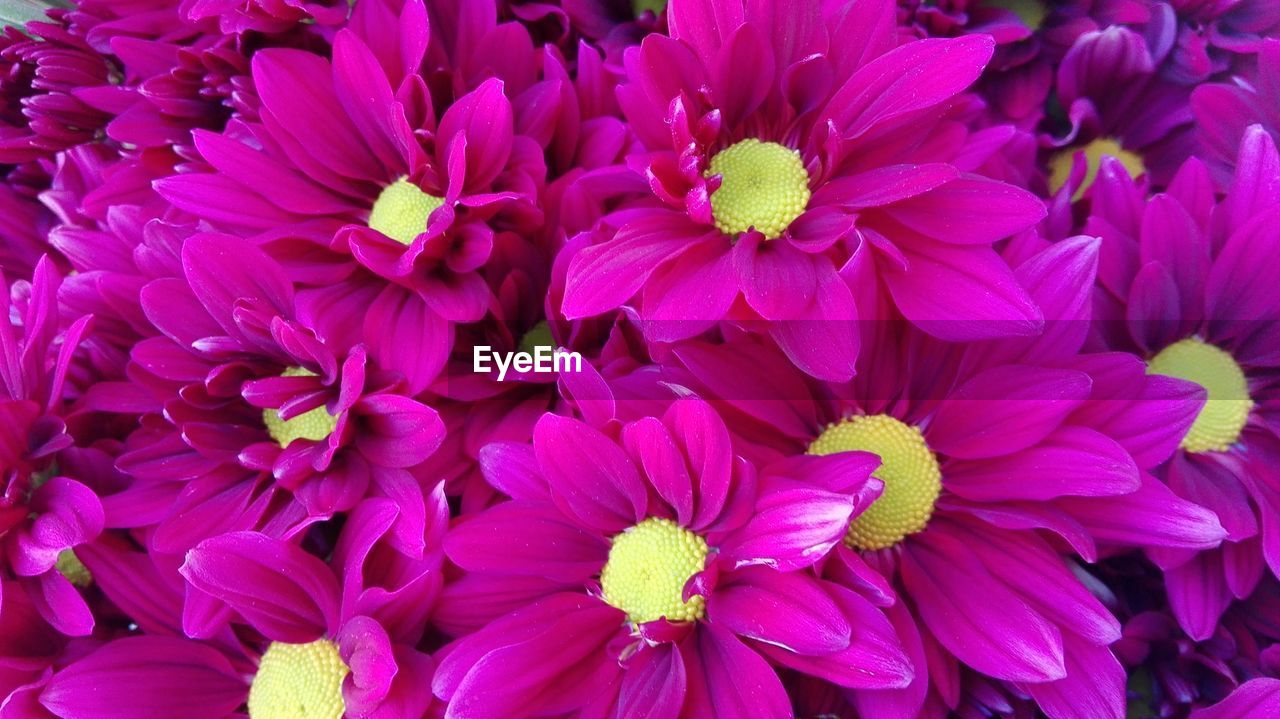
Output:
[
  {"xmin": 657, "ymin": 238, "xmax": 1225, "ymax": 718},
  {"xmin": 433, "ymin": 398, "xmax": 913, "ymax": 718},
  {"xmin": 561, "ymin": 0, "xmax": 1047, "ymax": 381},
  {"xmin": 1061, "ymin": 125, "xmax": 1280, "ymax": 642}
]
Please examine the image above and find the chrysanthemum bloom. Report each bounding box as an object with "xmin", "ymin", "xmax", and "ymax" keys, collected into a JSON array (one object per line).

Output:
[
  {"xmin": 1192, "ymin": 39, "xmax": 1280, "ymax": 186},
  {"xmin": 38, "ymin": 493, "xmax": 445, "ymax": 718},
  {"xmin": 433, "ymin": 399, "xmax": 913, "ymax": 717},
  {"xmin": 560, "ymin": 0, "xmax": 1047, "ymax": 381},
  {"xmin": 106, "ymin": 234, "xmax": 442, "ymax": 552},
  {"xmin": 657, "ymin": 238, "xmax": 1226, "ymax": 718},
  {"xmin": 1066, "ymin": 126, "xmax": 1280, "ymax": 642},
  {"xmin": 156, "ymin": 0, "xmax": 547, "ymax": 385},
  {"xmin": 0, "ymin": 258, "xmax": 104, "ymax": 637},
  {"xmin": 1044, "ymin": 25, "xmax": 1195, "ymax": 200}
]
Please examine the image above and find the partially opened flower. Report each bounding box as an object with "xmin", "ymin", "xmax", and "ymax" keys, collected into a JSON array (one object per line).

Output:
[
  {"xmin": 561, "ymin": 0, "xmax": 1047, "ymax": 381},
  {"xmin": 37, "ymin": 491, "xmax": 446, "ymax": 718},
  {"xmin": 1192, "ymin": 39, "xmax": 1280, "ymax": 186},
  {"xmin": 106, "ymin": 234, "xmax": 442, "ymax": 552},
  {"xmin": 433, "ymin": 398, "xmax": 912, "ymax": 718},
  {"xmin": 1068, "ymin": 125, "xmax": 1280, "ymax": 642},
  {"xmin": 0, "ymin": 258, "xmax": 103, "ymax": 637},
  {"xmin": 659, "ymin": 238, "xmax": 1225, "ymax": 718},
  {"xmin": 1045, "ymin": 26, "xmax": 1195, "ymax": 200}
]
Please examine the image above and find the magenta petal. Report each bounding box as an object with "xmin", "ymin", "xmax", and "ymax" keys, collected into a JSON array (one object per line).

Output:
[
  {"xmin": 681, "ymin": 622, "xmax": 791, "ymax": 719},
  {"xmin": 943, "ymin": 427, "xmax": 1140, "ymax": 502},
  {"xmin": 617, "ymin": 643, "xmax": 687, "ymax": 719},
  {"xmin": 717, "ymin": 483, "xmax": 854, "ymax": 571},
  {"xmin": 664, "ymin": 400, "xmax": 735, "ymax": 531},
  {"xmin": 477, "ymin": 442, "xmax": 550, "ymax": 503},
  {"xmin": 1190, "ymin": 678, "xmax": 1280, "ymax": 719},
  {"xmin": 927, "ymin": 366, "xmax": 1092, "ymax": 460},
  {"xmin": 39, "ymin": 637, "xmax": 246, "ymax": 719},
  {"xmin": 180, "ymin": 531, "xmax": 339, "ymax": 641},
  {"xmin": 534, "ymin": 414, "xmax": 646, "ymax": 533},
  {"xmin": 436, "ymin": 78, "xmax": 514, "ymax": 192},
  {"xmin": 1165, "ymin": 550, "xmax": 1232, "ymax": 641},
  {"xmin": 812, "ymin": 164, "xmax": 959, "ymax": 209},
  {"xmin": 1017, "ymin": 635, "xmax": 1125, "ymax": 719},
  {"xmin": 754, "ymin": 581, "xmax": 913, "ymax": 690},
  {"xmin": 884, "ymin": 176, "xmax": 1046, "ymax": 244},
  {"xmin": 709, "ymin": 566, "xmax": 851, "ymax": 654},
  {"xmin": 562, "ymin": 216, "xmax": 702, "ymax": 319},
  {"xmin": 623, "ymin": 417, "xmax": 695, "ymax": 526},
  {"xmin": 901, "ymin": 532, "xmax": 1066, "ymax": 682},
  {"xmin": 885, "ymin": 241, "xmax": 1042, "ymax": 341},
  {"xmin": 353, "ymin": 394, "xmax": 444, "ymax": 468},
  {"xmin": 444, "ymin": 501, "xmax": 609, "ymax": 582}
]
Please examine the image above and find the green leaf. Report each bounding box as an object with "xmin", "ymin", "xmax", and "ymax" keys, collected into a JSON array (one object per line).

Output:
[{"xmin": 0, "ymin": 0, "xmax": 70, "ymax": 31}]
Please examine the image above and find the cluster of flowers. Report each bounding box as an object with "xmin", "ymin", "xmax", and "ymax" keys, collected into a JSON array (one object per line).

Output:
[{"xmin": 3, "ymin": 0, "xmax": 1280, "ymax": 717}]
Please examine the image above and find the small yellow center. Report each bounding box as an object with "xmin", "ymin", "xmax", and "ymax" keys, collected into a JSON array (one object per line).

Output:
[
  {"xmin": 808, "ymin": 415, "xmax": 942, "ymax": 551},
  {"xmin": 632, "ymin": 0, "xmax": 666, "ymax": 16},
  {"xmin": 984, "ymin": 0, "xmax": 1049, "ymax": 29},
  {"xmin": 518, "ymin": 321, "xmax": 555, "ymax": 355},
  {"xmin": 56, "ymin": 549, "xmax": 92, "ymax": 588},
  {"xmin": 248, "ymin": 640, "xmax": 348, "ymax": 719},
  {"xmin": 367, "ymin": 178, "xmax": 446, "ymax": 246},
  {"xmin": 262, "ymin": 368, "xmax": 336, "ymax": 448},
  {"xmin": 706, "ymin": 139, "xmax": 811, "ymax": 239},
  {"xmin": 1048, "ymin": 137, "xmax": 1146, "ymax": 201},
  {"xmin": 600, "ymin": 517, "xmax": 708, "ymax": 624},
  {"xmin": 1147, "ymin": 338, "xmax": 1253, "ymax": 453}
]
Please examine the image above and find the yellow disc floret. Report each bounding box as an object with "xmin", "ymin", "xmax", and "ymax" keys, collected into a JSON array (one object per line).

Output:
[
  {"xmin": 56, "ymin": 549, "xmax": 92, "ymax": 587},
  {"xmin": 600, "ymin": 517, "xmax": 708, "ymax": 624},
  {"xmin": 1147, "ymin": 338, "xmax": 1253, "ymax": 453},
  {"xmin": 808, "ymin": 415, "xmax": 942, "ymax": 551},
  {"xmin": 984, "ymin": 0, "xmax": 1049, "ymax": 29},
  {"xmin": 706, "ymin": 139, "xmax": 811, "ymax": 239},
  {"xmin": 367, "ymin": 177, "xmax": 446, "ymax": 246},
  {"xmin": 248, "ymin": 640, "xmax": 348, "ymax": 719},
  {"xmin": 262, "ymin": 368, "xmax": 336, "ymax": 448},
  {"xmin": 1048, "ymin": 137, "xmax": 1146, "ymax": 201}
]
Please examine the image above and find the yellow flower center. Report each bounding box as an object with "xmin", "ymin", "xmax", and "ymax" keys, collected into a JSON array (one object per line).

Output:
[
  {"xmin": 262, "ymin": 368, "xmax": 336, "ymax": 448},
  {"xmin": 248, "ymin": 640, "xmax": 348, "ymax": 719},
  {"xmin": 706, "ymin": 139, "xmax": 811, "ymax": 239},
  {"xmin": 984, "ymin": 0, "xmax": 1049, "ymax": 29},
  {"xmin": 1147, "ymin": 338, "xmax": 1253, "ymax": 453},
  {"xmin": 808, "ymin": 415, "xmax": 942, "ymax": 551},
  {"xmin": 367, "ymin": 177, "xmax": 446, "ymax": 246},
  {"xmin": 518, "ymin": 320, "xmax": 555, "ymax": 355},
  {"xmin": 56, "ymin": 549, "xmax": 92, "ymax": 588},
  {"xmin": 600, "ymin": 517, "xmax": 708, "ymax": 624},
  {"xmin": 1048, "ymin": 137, "xmax": 1146, "ymax": 201}
]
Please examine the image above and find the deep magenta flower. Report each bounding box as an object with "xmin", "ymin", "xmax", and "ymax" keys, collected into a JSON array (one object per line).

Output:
[
  {"xmin": 560, "ymin": 0, "xmax": 1048, "ymax": 381},
  {"xmin": 1059, "ymin": 125, "xmax": 1280, "ymax": 643},
  {"xmin": 1192, "ymin": 39, "xmax": 1280, "ymax": 186},
  {"xmin": 0, "ymin": 258, "xmax": 103, "ymax": 637},
  {"xmin": 433, "ymin": 398, "xmax": 913, "ymax": 718},
  {"xmin": 106, "ymin": 234, "xmax": 443, "ymax": 549},
  {"xmin": 656, "ymin": 238, "xmax": 1225, "ymax": 718}
]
